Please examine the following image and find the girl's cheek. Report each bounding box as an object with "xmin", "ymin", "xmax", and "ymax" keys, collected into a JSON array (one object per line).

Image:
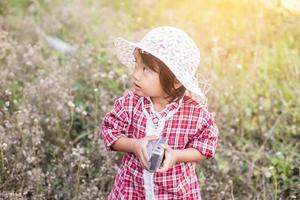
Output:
[{"xmin": 142, "ymin": 72, "xmax": 149, "ymax": 78}]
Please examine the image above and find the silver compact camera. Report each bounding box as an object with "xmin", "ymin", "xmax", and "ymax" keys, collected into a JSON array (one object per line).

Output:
[{"xmin": 146, "ymin": 136, "xmax": 168, "ymax": 173}]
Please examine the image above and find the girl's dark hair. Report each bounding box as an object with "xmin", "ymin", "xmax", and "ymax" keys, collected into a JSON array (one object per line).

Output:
[{"xmin": 136, "ymin": 48, "xmax": 186, "ymax": 103}]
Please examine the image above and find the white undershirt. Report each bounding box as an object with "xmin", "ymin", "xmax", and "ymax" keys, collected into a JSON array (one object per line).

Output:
[{"xmin": 141, "ymin": 97, "xmax": 183, "ymax": 200}]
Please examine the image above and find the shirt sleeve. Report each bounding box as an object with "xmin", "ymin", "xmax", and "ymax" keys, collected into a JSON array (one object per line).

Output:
[
  {"xmin": 187, "ymin": 111, "xmax": 219, "ymax": 159},
  {"xmin": 99, "ymin": 92, "xmax": 132, "ymax": 151}
]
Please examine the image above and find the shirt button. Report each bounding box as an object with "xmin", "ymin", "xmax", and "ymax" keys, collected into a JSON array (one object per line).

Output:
[{"xmin": 153, "ymin": 117, "xmax": 159, "ymax": 123}]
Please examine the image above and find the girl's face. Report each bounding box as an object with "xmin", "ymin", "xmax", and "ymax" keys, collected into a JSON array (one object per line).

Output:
[{"xmin": 132, "ymin": 49, "xmax": 166, "ymax": 99}]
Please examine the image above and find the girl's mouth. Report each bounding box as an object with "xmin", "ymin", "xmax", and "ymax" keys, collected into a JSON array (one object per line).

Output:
[{"xmin": 133, "ymin": 83, "xmax": 141, "ymax": 90}]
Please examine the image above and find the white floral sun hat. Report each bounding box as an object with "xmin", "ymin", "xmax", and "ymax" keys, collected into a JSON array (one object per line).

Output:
[{"xmin": 113, "ymin": 26, "xmax": 207, "ymax": 105}]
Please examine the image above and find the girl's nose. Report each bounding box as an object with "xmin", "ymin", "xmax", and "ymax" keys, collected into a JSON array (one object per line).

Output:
[{"xmin": 133, "ymin": 75, "xmax": 140, "ymax": 81}]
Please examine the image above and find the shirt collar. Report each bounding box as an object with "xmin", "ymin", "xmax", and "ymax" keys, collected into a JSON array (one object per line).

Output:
[{"xmin": 142, "ymin": 95, "xmax": 184, "ymax": 118}]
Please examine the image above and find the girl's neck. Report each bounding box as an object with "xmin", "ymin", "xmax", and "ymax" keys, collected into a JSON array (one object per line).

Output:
[{"xmin": 150, "ymin": 96, "xmax": 171, "ymax": 112}]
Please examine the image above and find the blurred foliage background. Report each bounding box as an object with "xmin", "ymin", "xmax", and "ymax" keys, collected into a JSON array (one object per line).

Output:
[{"xmin": 0, "ymin": 0, "xmax": 299, "ymax": 199}]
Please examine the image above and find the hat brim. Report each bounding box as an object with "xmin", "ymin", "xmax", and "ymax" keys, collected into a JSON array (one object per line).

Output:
[{"xmin": 113, "ymin": 37, "xmax": 207, "ymax": 105}]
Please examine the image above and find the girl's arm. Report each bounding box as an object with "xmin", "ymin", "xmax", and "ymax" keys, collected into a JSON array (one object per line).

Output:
[
  {"xmin": 111, "ymin": 136, "xmax": 137, "ymax": 153},
  {"xmin": 165, "ymin": 113, "xmax": 218, "ymax": 165},
  {"xmin": 157, "ymin": 145, "xmax": 206, "ymax": 173},
  {"xmin": 99, "ymin": 91, "xmax": 134, "ymax": 152},
  {"xmin": 157, "ymin": 144, "xmax": 206, "ymax": 172},
  {"xmin": 174, "ymin": 148, "xmax": 206, "ymax": 163},
  {"xmin": 157, "ymin": 111, "xmax": 218, "ymax": 173},
  {"xmin": 111, "ymin": 135, "xmax": 159, "ymax": 169}
]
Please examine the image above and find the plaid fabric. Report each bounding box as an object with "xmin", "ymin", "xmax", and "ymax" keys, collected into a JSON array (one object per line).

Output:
[{"xmin": 99, "ymin": 90, "xmax": 219, "ymax": 199}]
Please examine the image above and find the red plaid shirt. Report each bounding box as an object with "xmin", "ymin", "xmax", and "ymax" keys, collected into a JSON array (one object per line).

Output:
[{"xmin": 99, "ymin": 90, "xmax": 219, "ymax": 199}]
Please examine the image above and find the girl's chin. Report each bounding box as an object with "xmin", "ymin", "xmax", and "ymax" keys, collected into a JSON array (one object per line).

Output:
[{"xmin": 133, "ymin": 88, "xmax": 144, "ymax": 96}]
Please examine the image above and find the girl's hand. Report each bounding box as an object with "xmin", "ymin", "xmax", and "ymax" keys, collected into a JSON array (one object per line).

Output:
[
  {"xmin": 157, "ymin": 144, "xmax": 178, "ymax": 173},
  {"xmin": 132, "ymin": 135, "xmax": 159, "ymax": 169}
]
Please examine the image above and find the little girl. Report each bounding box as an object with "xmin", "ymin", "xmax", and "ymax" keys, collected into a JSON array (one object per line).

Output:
[{"xmin": 99, "ymin": 26, "xmax": 219, "ymax": 200}]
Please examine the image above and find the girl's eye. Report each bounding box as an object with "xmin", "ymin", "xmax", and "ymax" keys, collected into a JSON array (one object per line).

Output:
[{"xmin": 143, "ymin": 66, "xmax": 150, "ymax": 73}]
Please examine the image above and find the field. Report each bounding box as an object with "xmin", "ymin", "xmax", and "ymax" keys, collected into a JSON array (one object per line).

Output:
[{"xmin": 0, "ymin": 0, "xmax": 299, "ymax": 199}]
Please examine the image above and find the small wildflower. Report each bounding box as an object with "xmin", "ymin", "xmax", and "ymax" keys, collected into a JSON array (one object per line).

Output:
[
  {"xmin": 275, "ymin": 152, "xmax": 284, "ymax": 159},
  {"xmin": 26, "ymin": 156, "xmax": 36, "ymax": 164},
  {"xmin": 236, "ymin": 63, "xmax": 243, "ymax": 69},
  {"xmin": 75, "ymin": 107, "xmax": 81, "ymax": 113},
  {"xmin": 67, "ymin": 101, "xmax": 75, "ymax": 108},
  {"xmin": 25, "ymin": 61, "xmax": 33, "ymax": 66},
  {"xmin": 264, "ymin": 171, "xmax": 272, "ymax": 178},
  {"xmin": 80, "ymin": 163, "xmax": 88, "ymax": 169},
  {"xmin": 4, "ymin": 89, "xmax": 12, "ymax": 96},
  {"xmin": 34, "ymin": 118, "xmax": 39, "ymax": 123},
  {"xmin": 82, "ymin": 110, "xmax": 87, "ymax": 116},
  {"xmin": 1, "ymin": 142, "xmax": 8, "ymax": 150}
]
